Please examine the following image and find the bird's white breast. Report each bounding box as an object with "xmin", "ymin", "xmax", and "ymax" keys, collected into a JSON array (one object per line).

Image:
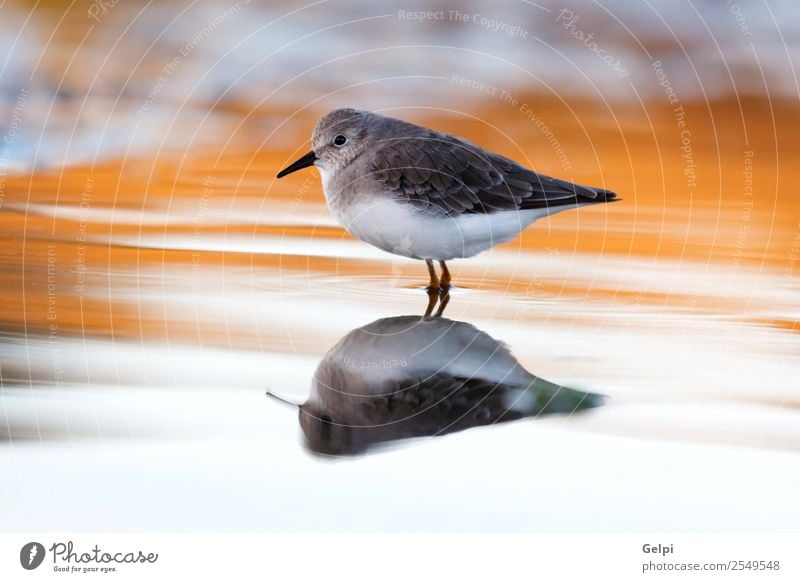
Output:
[
  {"xmin": 328, "ymin": 317, "xmax": 534, "ymax": 389},
  {"xmin": 325, "ymin": 194, "xmax": 546, "ymax": 261},
  {"xmin": 319, "ymin": 165, "xmax": 554, "ymax": 261}
]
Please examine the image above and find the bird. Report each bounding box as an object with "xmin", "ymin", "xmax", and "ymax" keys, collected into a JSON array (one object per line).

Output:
[
  {"xmin": 277, "ymin": 108, "xmax": 618, "ymax": 310},
  {"xmin": 267, "ymin": 315, "xmax": 603, "ymax": 456}
]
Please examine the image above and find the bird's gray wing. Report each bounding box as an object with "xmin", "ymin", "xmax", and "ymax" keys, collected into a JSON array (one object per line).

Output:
[
  {"xmin": 359, "ymin": 373, "xmax": 599, "ymax": 439},
  {"xmin": 369, "ymin": 132, "xmax": 617, "ymax": 215},
  {"xmin": 359, "ymin": 375, "xmax": 526, "ymax": 439}
]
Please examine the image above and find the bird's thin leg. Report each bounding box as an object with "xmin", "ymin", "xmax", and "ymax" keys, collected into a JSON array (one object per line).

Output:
[
  {"xmin": 423, "ymin": 259, "xmax": 440, "ymax": 319},
  {"xmin": 435, "ymin": 287, "xmax": 451, "ymax": 317},
  {"xmin": 423, "ymin": 290, "xmax": 438, "ymax": 319},
  {"xmin": 425, "ymin": 259, "xmax": 440, "ymax": 291},
  {"xmin": 439, "ymin": 261, "xmax": 451, "ymax": 293}
]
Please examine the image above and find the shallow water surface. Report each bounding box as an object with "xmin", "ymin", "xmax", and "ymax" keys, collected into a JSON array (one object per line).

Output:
[
  {"xmin": 2, "ymin": 123, "xmax": 799, "ymax": 530},
  {"xmin": 1, "ymin": 0, "xmax": 800, "ymax": 532}
]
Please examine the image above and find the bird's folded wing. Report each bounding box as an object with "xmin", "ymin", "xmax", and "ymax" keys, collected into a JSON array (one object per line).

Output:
[
  {"xmin": 369, "ymin": 132, "xmax": 616, "ymax": 215},
  {"xmin": 359, "ymin": 374, "xmax": 527, "ymax": 436}
]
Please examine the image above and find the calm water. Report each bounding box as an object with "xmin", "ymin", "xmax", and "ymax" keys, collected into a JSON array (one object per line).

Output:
[{"xmin": 1, "ymin": 0, "xmax": 799, "ymax": 531}]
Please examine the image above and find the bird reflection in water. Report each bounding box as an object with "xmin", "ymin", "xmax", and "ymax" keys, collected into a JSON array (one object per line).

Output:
[{"xmin": 269, "ymin": 309, "xmax": 603, "ymax": 457}]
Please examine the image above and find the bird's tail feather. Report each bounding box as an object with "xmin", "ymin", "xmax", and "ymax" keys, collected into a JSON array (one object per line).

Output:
[
  {"xmin": 593, "ymin": 188, "xmax": 619, "ymax": 202},
  {"xmin": 509, "ymin": 377, "xmax": 604, "ymax": 416}
]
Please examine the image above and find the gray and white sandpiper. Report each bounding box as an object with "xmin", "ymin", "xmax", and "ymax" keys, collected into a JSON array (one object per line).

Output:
[
  {"xmin": 277, "ymin": 108, "xmax": 618, "ymax": 310},
  {"xmin": 268, "ymin": 315, "xmax": 601, "ymax": 456}
]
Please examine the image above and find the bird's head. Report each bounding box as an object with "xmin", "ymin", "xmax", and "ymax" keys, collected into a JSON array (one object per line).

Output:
[
  {"xmin": 298, "ymin": 402, "xmax": 364, "ymax": 457},
  {"xmin": 266, "ymin": 389, "xmax": 363, "ymax": 456},
  {"xmin": 276, "ymin": 108, "xmax": 376, "ymax": 180}
]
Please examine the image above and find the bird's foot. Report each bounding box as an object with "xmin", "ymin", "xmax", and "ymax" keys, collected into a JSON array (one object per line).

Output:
[
  {"xmin": 423, "ymin": 285, "xmax": 440, "ymax": 319},
  {"xmin": 434, "ymin": 289, "xmax": 451, "ymax": 317},
  {"xmin": 422, "ymin": 284, "xmax": 451, "ymax": 319}
]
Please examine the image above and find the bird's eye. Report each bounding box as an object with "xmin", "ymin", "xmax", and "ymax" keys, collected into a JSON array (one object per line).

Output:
[{"xmin": 332, "ymin": 135, "xmax": 347, "ymax": 147}]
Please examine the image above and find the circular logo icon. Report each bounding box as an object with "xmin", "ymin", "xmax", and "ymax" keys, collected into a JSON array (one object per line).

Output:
[{"xmin": 20, "ymin": 542, "xmax": 46, "ymax": 570}]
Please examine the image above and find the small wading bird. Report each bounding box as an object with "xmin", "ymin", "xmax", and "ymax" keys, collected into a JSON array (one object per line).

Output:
[
  {"xmin": 277, "ymin": 108, "xmax": 618, "ymax": 315},
  {"xmin": 267, "ymin": 315, "xmax": 602, "ymax": 456}
]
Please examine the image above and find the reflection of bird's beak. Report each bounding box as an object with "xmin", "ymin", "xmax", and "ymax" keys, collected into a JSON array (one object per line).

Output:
[
  {"xmin": 265, "ymin": 390, "xmax": 299, "ymax": 408},
  {"xmin": 276, "ymin": 150, "xmax": 317, "ymax": 178}
]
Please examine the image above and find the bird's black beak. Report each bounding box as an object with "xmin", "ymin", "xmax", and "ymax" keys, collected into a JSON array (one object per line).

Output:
[
  {"xmin": 276, "ymin": 150, "xmax": 317, "ymax": 178},
  {"xmin": 266, "ymin": 390, "xmax": 299, "ymax": 408}
]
